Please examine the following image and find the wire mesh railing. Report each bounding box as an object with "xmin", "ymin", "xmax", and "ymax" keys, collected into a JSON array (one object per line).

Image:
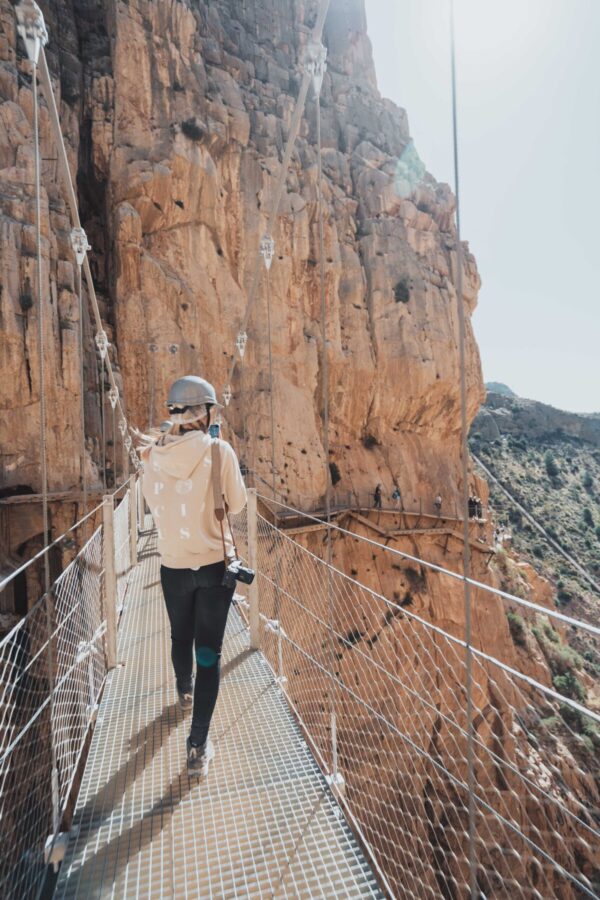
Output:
[
  {"xmin": 232, "ymin": 498, "xmax": 600, "ymax": 899},
  {"xmin": 0, "ymin": 484, "xmax": 138, "ymax": 899},
  {"xmin": 2, "ymin": 477, "xmax": 596, "ymax": 899}
]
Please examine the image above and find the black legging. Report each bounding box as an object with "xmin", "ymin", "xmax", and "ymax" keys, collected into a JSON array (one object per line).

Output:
[{"xmin": 160, "ymin": 561, "xmax": 234, "ymax": 747}]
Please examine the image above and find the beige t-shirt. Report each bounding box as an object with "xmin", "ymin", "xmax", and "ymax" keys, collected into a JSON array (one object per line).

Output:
[{"xmin": 141, "ymin": 431, "xmax": 247, "ymax": 570}]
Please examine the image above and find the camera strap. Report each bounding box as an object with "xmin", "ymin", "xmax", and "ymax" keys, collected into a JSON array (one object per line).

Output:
[{"xmin": 210, "ymin": 439, "xmax": 239, "ymax": 563}]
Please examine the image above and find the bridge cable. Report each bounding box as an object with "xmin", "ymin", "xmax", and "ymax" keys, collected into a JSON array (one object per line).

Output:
[
  {"xmin": 313, "ymin": 46, "xmax": 341, "ymax": 789},
  {"xmin": 76, "ymin": 256, "xmax": 87, "ymax": 525},
  {"xmin": 37, "ymin": 48, "xmax": 140, "ymax": 474},
  {"xmin": 32, "ymin": 57, "xmax": 49, "ymax": 596},
  {"xmin": 241, "ymin": 349, "xmax": 248, "ymax": 471},
  {"xmin": 265, "ymin": 257, "xmax": 276, "ymax": 498},
  {"xmin": 31, "ymin": 46, "xmax": 60, "ymax": 835},
  {"xmin": 148, "ymin": 342, "xmax": 157, "ymax": 430},
  {"xmin": 4, "ymin": 24, "xmax": 144, "ymax": 574},
  {"xmin": 112, "ymin": 403, "xmax": 117, "ymax": 488},
  {"xmin": 224, "ymin": 0, "xmax": 332, "ymax": 395},
  {"xmin": 100, "ymin": 354, "xmax": 107, "ymax": 490},
  {"xmin": 449, "ymin": 2, "xmax": 477, "ymax": 895}
]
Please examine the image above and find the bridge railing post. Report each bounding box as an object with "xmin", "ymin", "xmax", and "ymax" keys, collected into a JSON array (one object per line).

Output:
[
  {"xmin": 137, "ymin": 473, "xmax": 145, "ymax": 532},
  {"xmin": 247, "ymin": 488, "xmax": 260, "ymax": 649},
  {"xmin": 324, "ymin": 520, "xmax": 345, "ymax": 799},
  {"xmin": 129, "ymin": 475, "xmax": 138, "ymax": 566},
  {"xmin": 102, "ymin": 495, "xmax": 117, "ymax": 669}
]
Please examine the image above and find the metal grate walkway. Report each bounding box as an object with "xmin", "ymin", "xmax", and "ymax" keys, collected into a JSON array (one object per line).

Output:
[{"xmin": 54, "ymin": 528, "xmax": 383, "ymax": 899}]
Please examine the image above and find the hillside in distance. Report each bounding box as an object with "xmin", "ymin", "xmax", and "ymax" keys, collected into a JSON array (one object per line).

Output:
[
  {"xmin": 471, "ymin": 389, "xmax": 600, "ymax": 636},
  {"xmin": 484, "ymin": 381, "xmax": 516, "ymax": 397}
]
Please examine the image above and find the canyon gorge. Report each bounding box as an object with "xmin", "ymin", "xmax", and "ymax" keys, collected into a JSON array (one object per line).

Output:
[{"xmin": 0, "ymin": 0, "xmax": 598, "ymax": 896}]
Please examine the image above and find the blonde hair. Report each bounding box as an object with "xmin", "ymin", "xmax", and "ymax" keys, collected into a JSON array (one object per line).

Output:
[{"xmin": 134, "ymin": 404, "xmax": 211, "ymax": 451}]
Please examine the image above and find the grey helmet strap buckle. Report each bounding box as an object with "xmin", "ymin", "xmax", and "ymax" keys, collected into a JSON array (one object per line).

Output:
[{"xmin": 211, "ymin": 440, "xmax": 238, "ymax": 563}]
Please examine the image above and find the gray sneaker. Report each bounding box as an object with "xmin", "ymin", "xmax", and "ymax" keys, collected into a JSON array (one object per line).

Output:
[
  {"xmin": 186, "ymin": 738, "xmax": 214, "ymax": 778},
  {"xmin": 177, "ymin": 683, "xmax": 193, "ymax": 713}
]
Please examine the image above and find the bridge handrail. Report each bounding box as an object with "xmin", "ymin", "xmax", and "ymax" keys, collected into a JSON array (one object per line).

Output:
[
  {"xmin": 0, "ymin": 476, "xmax": 135, "ymax": 595},
  {"xmin": 0, "ymin": 481, "xmax": 138, "ymax": 897},
  {"xmin": 231, "ymin": 500, "xmax": 600, "ymax": 899}
]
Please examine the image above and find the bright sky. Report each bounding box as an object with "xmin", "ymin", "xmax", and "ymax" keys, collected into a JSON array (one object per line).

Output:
[{"xmin": 364, "ymin": 0, "xmax": 599, "ymax": 414}]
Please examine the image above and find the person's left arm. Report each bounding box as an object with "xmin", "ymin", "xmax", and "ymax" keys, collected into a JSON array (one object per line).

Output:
[{"xmin": 220, "ymin": 442, "xmax": 247, "ymax": 514}]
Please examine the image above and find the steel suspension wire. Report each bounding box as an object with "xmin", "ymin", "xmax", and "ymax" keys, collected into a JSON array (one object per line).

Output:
[
  {"xmin": 32, "ymin": 60, "xmax": 49, "ymax": 595},
  {"xmin": 265, "ymin": 266, "xmax": 277, "ymax": 497},
  {"xmin": 77, "ymin": 265, "xmax": 88, "ymax": 529},
  {"xmin": 37, "ymin": 50, "xmax": 138, "ymax": 464},
  {"xmin": 225, "ymin": 0, "xmax": 332, "ymax": 393},
  {"xmin": 100, "ymin": 356, "xmax": 107, "ymax": 490},
  {"xmin": 111, "ymin": 404, "xmax": 117, "ymax": 488},
  {"xmin": 148, "ymin": 345, "xmax": 156, "ymax": 430},
  {"xmin": 315, "ymin": 89, "xmax": 340, "ymax": 787},
  {"xmin": 449, "ymin": 1, "xmax": 477, "ymax": 895},
  {"xmin": 32, "ymin": 55, "xmax": 60, "ymax": 834},
  {"xmin": 316, "ymin": 94, "xmax": 330, "ymax": 533},
  {"xmin": 240, "ymin": 353, "xmax": 248, "ymax": 473}
]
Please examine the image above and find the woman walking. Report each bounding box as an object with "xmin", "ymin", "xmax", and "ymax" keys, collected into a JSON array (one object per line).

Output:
[{"xmin": 141, "ymin": 375, "xmax": 247, "ymax": 777}]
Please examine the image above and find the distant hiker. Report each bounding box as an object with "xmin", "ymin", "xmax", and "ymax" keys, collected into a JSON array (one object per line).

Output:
[
  {"xmin": 141, "ymin": 375, "xmax": 247, "ymax": 778},
  {"xmin": 392, "ymin": 487, "xmax": 401, "ymax": 508},
  {"xmin": 434, "ymin": 493, "xmax": 442, "ymax": 516},
  {"xmin": 373, "ymin": 483, "xmax": 382, "ymax": 510}
]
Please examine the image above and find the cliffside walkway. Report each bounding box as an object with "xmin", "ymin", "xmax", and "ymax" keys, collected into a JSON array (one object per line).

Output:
[
  {"xmin": 54, "ymin": 523, "xmax": 382, "ymax": 899},
  {"xmin": 266, "ymin": 502, "xmax": 494, "ymax": 560}
]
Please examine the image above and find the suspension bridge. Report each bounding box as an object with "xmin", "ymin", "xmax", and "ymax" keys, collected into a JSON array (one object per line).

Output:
[
  {"xmin": 2, "ymin": 478, "xmax": 600, "ymax": 898},
  {"xmin": 1, "ymin": 1, "xmax": 600, "ymax": 898}
]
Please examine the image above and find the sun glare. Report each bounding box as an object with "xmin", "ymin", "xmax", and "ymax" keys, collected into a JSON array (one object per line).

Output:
[{"xmin": 453, "ymin": 0, "xmax": 567, "ymax": 79}]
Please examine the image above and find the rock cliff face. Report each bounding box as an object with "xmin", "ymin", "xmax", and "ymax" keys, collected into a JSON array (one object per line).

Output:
[
  {"xmin": 2, "ymin": 2, "xmax": 599, "ymax": 894},
  {"xmin": 111, "ymin": 0, "xmax": 484, "ymax": 506},
  {"xmin": 0, "ymin": 0, "xmax": 483, "ymax": 569}
]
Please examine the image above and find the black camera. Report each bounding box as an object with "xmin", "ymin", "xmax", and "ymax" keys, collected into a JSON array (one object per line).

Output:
[{"xmin": 222, "ymin": 558, "xmax": 255, "ymax": 589}]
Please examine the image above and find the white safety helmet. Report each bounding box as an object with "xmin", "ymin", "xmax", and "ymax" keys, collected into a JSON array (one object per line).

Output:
[{"xmin": 166, "ymin": 375, "xmax": 222, "ymax": 411}]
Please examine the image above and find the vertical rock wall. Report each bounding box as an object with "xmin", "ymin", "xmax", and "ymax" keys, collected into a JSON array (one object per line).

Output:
[
  {"xmin": 1, "ymin": 0, "xmax": 121, "ymax": 572},
  {"xmin": 108, "ymin": 0, "xmax": 483, "ymax": 509},
  {"xmin": 1, "ymin": 0, "xmax": 484, "ymax": 561}
]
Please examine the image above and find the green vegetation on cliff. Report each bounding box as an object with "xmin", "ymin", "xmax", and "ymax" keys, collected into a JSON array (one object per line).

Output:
[{"xmin": 470, "ymin": 391, "xmax": 600, "ymax": 724}]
